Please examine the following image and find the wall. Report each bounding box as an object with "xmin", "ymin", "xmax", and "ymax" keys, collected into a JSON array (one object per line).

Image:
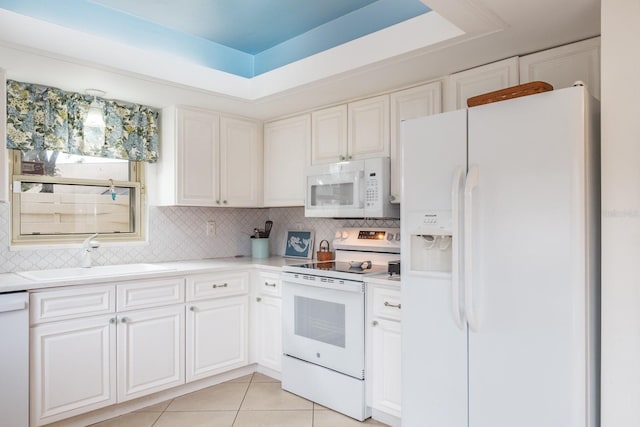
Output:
[
  {"xmin": 0, "ymin": 202, "xmax": 398, "ymax": 273},
  {"xmin": 601, "ymin": 1, "xmax": 640, "ymax": 426}
]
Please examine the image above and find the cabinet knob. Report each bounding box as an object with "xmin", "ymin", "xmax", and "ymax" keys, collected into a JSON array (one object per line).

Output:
[
  {"xmin": 189, "ymin": 306, "xmax": 197, "ymax": 312},
  {"xmin": 256, "ymin": 297, "xmax": 262, "ymax": 302},
  {"xmin": 216, "ymin": 200, "xmax": 220, "ymax": 204},
  {"xmin": 109, "ymin": 318, "xmax": 116, "ymax": 324},
  {"xmin": 120, "ymin": 317, "xmax": 129, "ymax": 324},
  {"xmin": 347, "ymin": 155, "xmax": 352, "ymax": 160},
  {"xmin": 223, "ymin": 200, "xmax": 228, "ymax": 204},
  {"xmin": 372, "ymin": 320, "xmax": 379, "ymax": 326},
  {"xmin": 339, "ymin": 155, "xmax": 345, "ymax": 161}
]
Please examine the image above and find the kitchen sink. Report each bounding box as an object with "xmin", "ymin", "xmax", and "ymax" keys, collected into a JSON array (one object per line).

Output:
[{"xmin": 17, "ymin": 263, "xmax": 174, "ymax": 282}]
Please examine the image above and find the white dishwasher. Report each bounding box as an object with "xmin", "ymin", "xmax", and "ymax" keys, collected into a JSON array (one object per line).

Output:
[{"xmin": 0, "ymin": 291, "xmax": 29, "ymax": 427}]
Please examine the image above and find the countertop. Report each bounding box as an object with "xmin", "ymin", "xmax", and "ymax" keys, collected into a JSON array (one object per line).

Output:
[{"xmin": 0, "ymin": 256, "xmax": 400, "ymax": 293}]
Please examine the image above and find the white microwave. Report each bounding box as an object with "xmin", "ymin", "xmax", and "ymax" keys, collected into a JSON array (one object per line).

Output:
[{"xmin": 305, "ymin": 157, "xmax": 399, "ymax": 218}]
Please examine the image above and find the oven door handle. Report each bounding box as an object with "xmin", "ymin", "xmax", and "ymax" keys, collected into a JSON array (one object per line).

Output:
[{"xmin": 281, "ymin": 274, "xmax": 364, "ymax": 293}]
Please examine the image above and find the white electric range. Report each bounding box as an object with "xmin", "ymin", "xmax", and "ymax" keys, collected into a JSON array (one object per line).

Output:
[{"xmin": 280, "ymin": 227, "xmax": 400, "ymax": 421}]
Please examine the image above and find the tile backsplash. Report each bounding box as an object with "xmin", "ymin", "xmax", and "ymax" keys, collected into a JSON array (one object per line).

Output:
[{"xmin": 0, "ymin": 203, "xmax": 398, "ymax": 273}]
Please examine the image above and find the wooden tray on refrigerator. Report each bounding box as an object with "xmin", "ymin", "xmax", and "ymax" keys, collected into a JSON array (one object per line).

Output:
[{"xmin": 467, "ymin": 81, "xmax": 553, "ymax": 107}]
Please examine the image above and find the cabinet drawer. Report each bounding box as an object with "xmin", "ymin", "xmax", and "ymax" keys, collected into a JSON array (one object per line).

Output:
[
  {"xmin": 30, "ymin": 285, "xmax": 115, "ymax": 324},
  {"xmin": 256, "ymin": 271, "xmax": 281, "ymax": 297},
  {"xmin": 371, "ymin": 286, "xmax": 402, "ymax": 321},
  {"xmin": 186, "ymin": 271, "xmax": 249, "ymax": 301},
  {"xmin": 117, "ymin": 277, "xmax": 185, "ymax": 311}
]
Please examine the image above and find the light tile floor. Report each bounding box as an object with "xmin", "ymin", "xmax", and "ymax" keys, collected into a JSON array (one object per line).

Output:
[{"xmin": 90, "ymin": 373, "xmax": 389, "ymax": 427}]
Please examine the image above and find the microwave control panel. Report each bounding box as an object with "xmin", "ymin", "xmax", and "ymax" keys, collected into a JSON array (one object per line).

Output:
[{"xmin": 365, "ymin": 172, "xmax": 380, "ymax": 208}]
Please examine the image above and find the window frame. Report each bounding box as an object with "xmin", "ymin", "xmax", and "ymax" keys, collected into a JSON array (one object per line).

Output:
[{"xmin": 9, "ymin": 150, "xmax": 146, "ymax": 246}]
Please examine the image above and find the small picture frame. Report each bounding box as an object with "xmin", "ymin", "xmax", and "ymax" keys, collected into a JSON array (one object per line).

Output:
[{"xmin": 284, "ymin": 230, "xmax": 314, "ymax": 259}]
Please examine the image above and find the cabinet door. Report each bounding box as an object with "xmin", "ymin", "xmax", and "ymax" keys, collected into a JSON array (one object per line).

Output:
[
  {"xmin": 117, "ymin": 305, "xmax": 185, "ymax": 402},
  {"xmin": 220, "ymin": 116, "xmax": 263, "ymax": 207},
  {"xmin": 348, "ymin": 95, "xmax": 390, "ymax": 160},
  {"xmin": 176, "ymin": 107, "xmax": 220, "ymax": 206},
  {"xmin": 263, "ymin": 115, "xmax": 311, "ymax": 206},
  {"xmin": 390, "ymin": 81, "xmax": 442, "ymax": 203},
  {"xmin": 311, "ymin": 105, "xmax": 348, "ymax": 164},
  {"xmin": 255, "ymin": 295, "xmax": 282, "ymax": 372},
  {"xmin": 371, "ymin": 318, "xmax": 402, "ymax": 418},
  {"xmin": 186, "ymin": 296, "xmax": 249, "ymax": 382},
  {"xmin": 31, "ymin": 315, "xmax": 116, "ymax": 426},
  {"xmin": 444, "ymin": 57, "xmax": 519, "ymax": 111},
  {"xmin": 519, "ymin": 37, "xmax": 600, "ymax": 99}
]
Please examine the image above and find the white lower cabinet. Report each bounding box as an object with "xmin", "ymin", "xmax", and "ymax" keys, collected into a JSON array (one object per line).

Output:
[
  {"xmin": 186, "ymin": 296, "xmax": 249, "ymax": 382},
  {"xmin": 367, "ymin": 284, "xmax": 402, "ymax": 424},
  {"xmin": 252, "ymin": 270, "xmax": 282, "ymax": 373},
  {"xmin": 117, "ymin": 305, "xmax": 185, "ymax": 402},
  {"xmin": 29, "ymin": 280, "xmax": 186, "ymax": 427},
  {"xmin": 30, "ymin": 314, "xmax": 116, "ymax": 426},
  {"xmin": 254, "ymin": 295, "xmax": 282, "ymax": 372},
  {"xmin": 371, "ymin": 318, "xmax": 402, "ymax": 418}
]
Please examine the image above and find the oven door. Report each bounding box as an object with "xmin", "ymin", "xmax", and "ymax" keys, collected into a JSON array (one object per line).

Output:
[{"xmin": 282, "ymin": 273, "xmax": 365, "ymax": 379}]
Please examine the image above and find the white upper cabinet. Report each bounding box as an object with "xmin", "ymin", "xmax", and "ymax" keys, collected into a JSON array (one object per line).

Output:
[
  {"xmin": 348, "ymin": 95, "xmax": 390, "ymax": 161},
  {"xmin": 444, "ymin": 57, "xmax": 519, "ymax": 111},
  {"xmin": 311, "ymin": 105, "xmax": 348, "ymax": 164},
  {"xmin": 311, "ymin": 95, "xmax": 390, "ymax": 165},
  {"xmin": 175, "ymin": 107, "xmax": 220, "ymax": 206},
  {"xmin": 220, "ymin": 116, "xmax": 263, "ymax": 207},
  {"xmin": 152, "ymin": 106, "xmax": 262, "ymax": 207},
  {"xmin": 519, "ymin": 37, "xmax": 600, "ymax": 99},
  {"xmin": 263, "ymin": 114, "xmax": 311, "ymax": 206},
  {"xmin": 390, "ymin": 81, "xmax": 442, "ymax": 203}
]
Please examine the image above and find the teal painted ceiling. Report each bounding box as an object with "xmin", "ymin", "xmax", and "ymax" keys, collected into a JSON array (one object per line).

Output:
[{"xmin": 0, "ymin": 0, "xmax": 431, "ymax": 78}]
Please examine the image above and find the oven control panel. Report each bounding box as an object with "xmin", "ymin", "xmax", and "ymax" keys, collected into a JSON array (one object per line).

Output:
[{"xmin": 333, "ymin": 227, "xmax": 400, "ymax": 252}]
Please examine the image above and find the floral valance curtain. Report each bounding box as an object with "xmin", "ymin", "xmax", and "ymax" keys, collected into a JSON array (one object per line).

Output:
[{"xmin": 6, "ymin": 80, "xmax": 159, "ymax": 162}]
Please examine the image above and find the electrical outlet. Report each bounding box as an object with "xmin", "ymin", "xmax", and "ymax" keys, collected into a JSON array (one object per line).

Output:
[{"xmin": 206, "ymin": 221, "xmax": 216, "ymax": 236}]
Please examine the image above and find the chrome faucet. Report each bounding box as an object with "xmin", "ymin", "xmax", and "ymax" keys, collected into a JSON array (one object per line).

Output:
[{"xmin": 80, "ymin": 233, "xmax": 100, "ymax": 268}]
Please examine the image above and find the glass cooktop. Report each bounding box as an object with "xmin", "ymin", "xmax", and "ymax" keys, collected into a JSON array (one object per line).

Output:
[{"xmin": 288, "ymin": 261, "xmax": 387, "ymax": 275}]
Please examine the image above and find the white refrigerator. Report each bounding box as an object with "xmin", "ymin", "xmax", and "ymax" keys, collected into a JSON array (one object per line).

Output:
[{"xmin": 400, "ymin": 86, "xmax": 600, "ymax": 427}]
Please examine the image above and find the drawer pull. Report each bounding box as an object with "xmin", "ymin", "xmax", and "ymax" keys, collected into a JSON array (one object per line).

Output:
[
  {"xmin": 384, "ymin": 301, "xmax": 401, "ymax": 309},
  {"xmin": 264, "ymin": 282, "xmax": 277, "ymax": 287},
  {"xmin": 212, "ymin": 283, "xmax": 228, "ymax": 289}
]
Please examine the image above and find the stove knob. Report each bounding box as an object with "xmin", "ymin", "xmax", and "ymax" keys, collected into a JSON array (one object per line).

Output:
[
  {"xmin": 341, "ymin": 231, "xmax": 349, "ymax": 239},
  {"xmin": 335, "ymin": 231, "xmax": 342, "ymax": 239},
  {"xmin": 395, "ymin": 233, "xmax": 401, "ymax": 241},
  {"xmin": 386, "ymin": 233, "xmax": 393, "ymax": 241}
]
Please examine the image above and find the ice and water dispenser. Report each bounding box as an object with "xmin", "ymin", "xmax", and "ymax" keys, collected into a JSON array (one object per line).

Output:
[{"xmin": 407, "ymin": 210, "xmax": 454, "ymax": 273}]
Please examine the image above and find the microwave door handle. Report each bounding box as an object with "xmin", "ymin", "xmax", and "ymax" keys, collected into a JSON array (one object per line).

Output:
[{"xmin": 358, "ymin": 170, "xmax": 365, "ymax": 208}]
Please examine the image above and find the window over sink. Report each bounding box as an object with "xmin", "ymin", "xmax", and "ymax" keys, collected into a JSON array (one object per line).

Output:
[{"xmin": 10, "ymin": 149, "xmax": 145, "ymax": 246}]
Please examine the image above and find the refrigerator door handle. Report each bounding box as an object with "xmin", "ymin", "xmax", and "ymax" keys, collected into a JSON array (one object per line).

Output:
[
  {"xmin": 451, "ymin": 166, "xmax": 465, "ymax": 329},
  {"xmin": 464, "ymin": 165, "xmax": 480, "ymax": 332}
]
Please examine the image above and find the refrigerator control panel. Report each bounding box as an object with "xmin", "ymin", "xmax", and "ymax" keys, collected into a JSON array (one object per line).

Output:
[{"xmin": 407, "ymin": 211, "xmax": 453, "ymax": 235}]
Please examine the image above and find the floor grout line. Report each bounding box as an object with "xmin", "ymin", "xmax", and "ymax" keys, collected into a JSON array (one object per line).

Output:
[{"xmin": 230, "ymin": 372, "xmax": 254, "ymax": 427}]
